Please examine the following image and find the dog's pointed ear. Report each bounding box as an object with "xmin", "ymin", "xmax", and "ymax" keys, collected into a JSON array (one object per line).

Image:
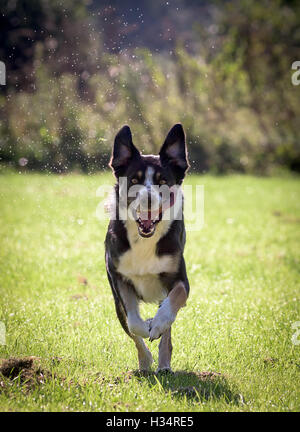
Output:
[
  {"xmin": 109, "ymin": 125, "xmax": 140, "ymax": 176},
  {"xmin": 159, "ymin": 124, "xmax": 189, "ymax": 182}
]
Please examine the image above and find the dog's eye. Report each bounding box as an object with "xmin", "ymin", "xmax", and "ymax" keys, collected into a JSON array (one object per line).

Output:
[
  {"xmin": 159, "ymin": 179, "xmax": 167, "ymax": 185},
  {"xmin": 131, "ymin": 178, "xmax": 139, "ymax": 184}
]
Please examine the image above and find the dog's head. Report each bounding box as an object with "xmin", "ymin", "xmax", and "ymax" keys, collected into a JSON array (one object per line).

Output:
[{"xmin": 109, "ymin": 124, "xmax": 189, "ymax": 238}]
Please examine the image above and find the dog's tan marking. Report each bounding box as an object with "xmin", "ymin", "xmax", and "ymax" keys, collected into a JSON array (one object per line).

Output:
[{"xmin": 137, "ymin": 170, "xmax": 143, "ymax": 179}]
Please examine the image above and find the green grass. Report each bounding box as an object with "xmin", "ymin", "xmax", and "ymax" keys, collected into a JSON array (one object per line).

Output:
[{"xmin": 0, "ymin": 170, "xmax": 299, "ymax": 412}]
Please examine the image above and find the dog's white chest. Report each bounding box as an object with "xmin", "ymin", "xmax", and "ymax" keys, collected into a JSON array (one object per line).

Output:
[{"xmin": 117, "ymin": 220, "xmax": 174, "ymax": 303}]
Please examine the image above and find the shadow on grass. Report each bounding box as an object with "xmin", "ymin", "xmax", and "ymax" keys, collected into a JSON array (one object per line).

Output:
[
  {"xmin": 0, "ymin": 357, "xmax": 241, "ymax": 407},
  {"xmin": 125, "ymin": 370, "xmax": 241, "ymax": 405}
]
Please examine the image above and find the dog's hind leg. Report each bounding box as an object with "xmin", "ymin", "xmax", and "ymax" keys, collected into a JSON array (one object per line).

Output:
[
  {"xmin": 157, "ymin": 327, "xmax": 172, "ymax": 373},
  {"xmin": 132, "ymin": 335, "xmax": 153, "ymax": 371}
]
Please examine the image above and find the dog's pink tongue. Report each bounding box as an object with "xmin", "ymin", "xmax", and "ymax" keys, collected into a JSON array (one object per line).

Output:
[
  {"xmin": 140, "ymin": 210, "xmax": 158, "ymax": 229},
  {"xmin": 141, "ymin": 218, "xmax": 152, "ymax": 229}
]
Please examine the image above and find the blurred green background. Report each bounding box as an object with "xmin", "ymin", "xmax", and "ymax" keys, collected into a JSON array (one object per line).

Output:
[
  {"xmin": 1, "ymin": 2, "xmax": 300, "ymax": 412},
  {"xmin": 0, "ymin": 0, "xmax": 299, "ymax": 175}
]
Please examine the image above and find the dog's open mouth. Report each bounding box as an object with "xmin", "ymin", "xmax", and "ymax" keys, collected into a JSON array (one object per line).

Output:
[
  {"xmin": 132, "ymin": 192, "xmax": 176, "ymax": 238},
  {"xmin": 134, "ymin": 208, "xmax": 162, "ymax": 238}
]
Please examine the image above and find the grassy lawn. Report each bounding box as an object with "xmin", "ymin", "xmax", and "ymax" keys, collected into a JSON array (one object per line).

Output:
[{"xmin": 0, "ymin": 170, "xmax": 299, "ymax": 412}]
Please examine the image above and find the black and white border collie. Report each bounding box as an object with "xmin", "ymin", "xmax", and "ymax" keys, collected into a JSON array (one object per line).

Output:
[{"xmin": 105, "ymin": 124, "xmax": 190, "ymax": 372}]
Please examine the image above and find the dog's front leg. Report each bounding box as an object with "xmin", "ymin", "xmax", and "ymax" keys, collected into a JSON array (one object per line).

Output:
[
  {"xmin": 149, "ymin": 281, "xmax": 187, "ymax": 342},
  {"xmin": 119, "ymin": 282, "xmax": 150, "ymax": 338}
]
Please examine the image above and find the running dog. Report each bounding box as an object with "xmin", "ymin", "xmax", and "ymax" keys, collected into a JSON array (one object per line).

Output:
[{"xmin": 105, "ymin": 124, "xmax": 190, "ymax": 372}]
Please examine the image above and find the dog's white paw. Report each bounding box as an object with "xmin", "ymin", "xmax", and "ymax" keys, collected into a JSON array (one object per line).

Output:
[
  {"xmin": 128, "ymin": 313, "xmax": 150, "ymax": 338},
  {"xmin": 149, "ymin": 299, "xmax": 175, "ymax": 342}
]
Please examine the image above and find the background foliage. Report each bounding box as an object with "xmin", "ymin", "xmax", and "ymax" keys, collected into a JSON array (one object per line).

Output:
[{"xmin": 0, "ymin": 0, "xmax": 300, "ymax": 174}]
